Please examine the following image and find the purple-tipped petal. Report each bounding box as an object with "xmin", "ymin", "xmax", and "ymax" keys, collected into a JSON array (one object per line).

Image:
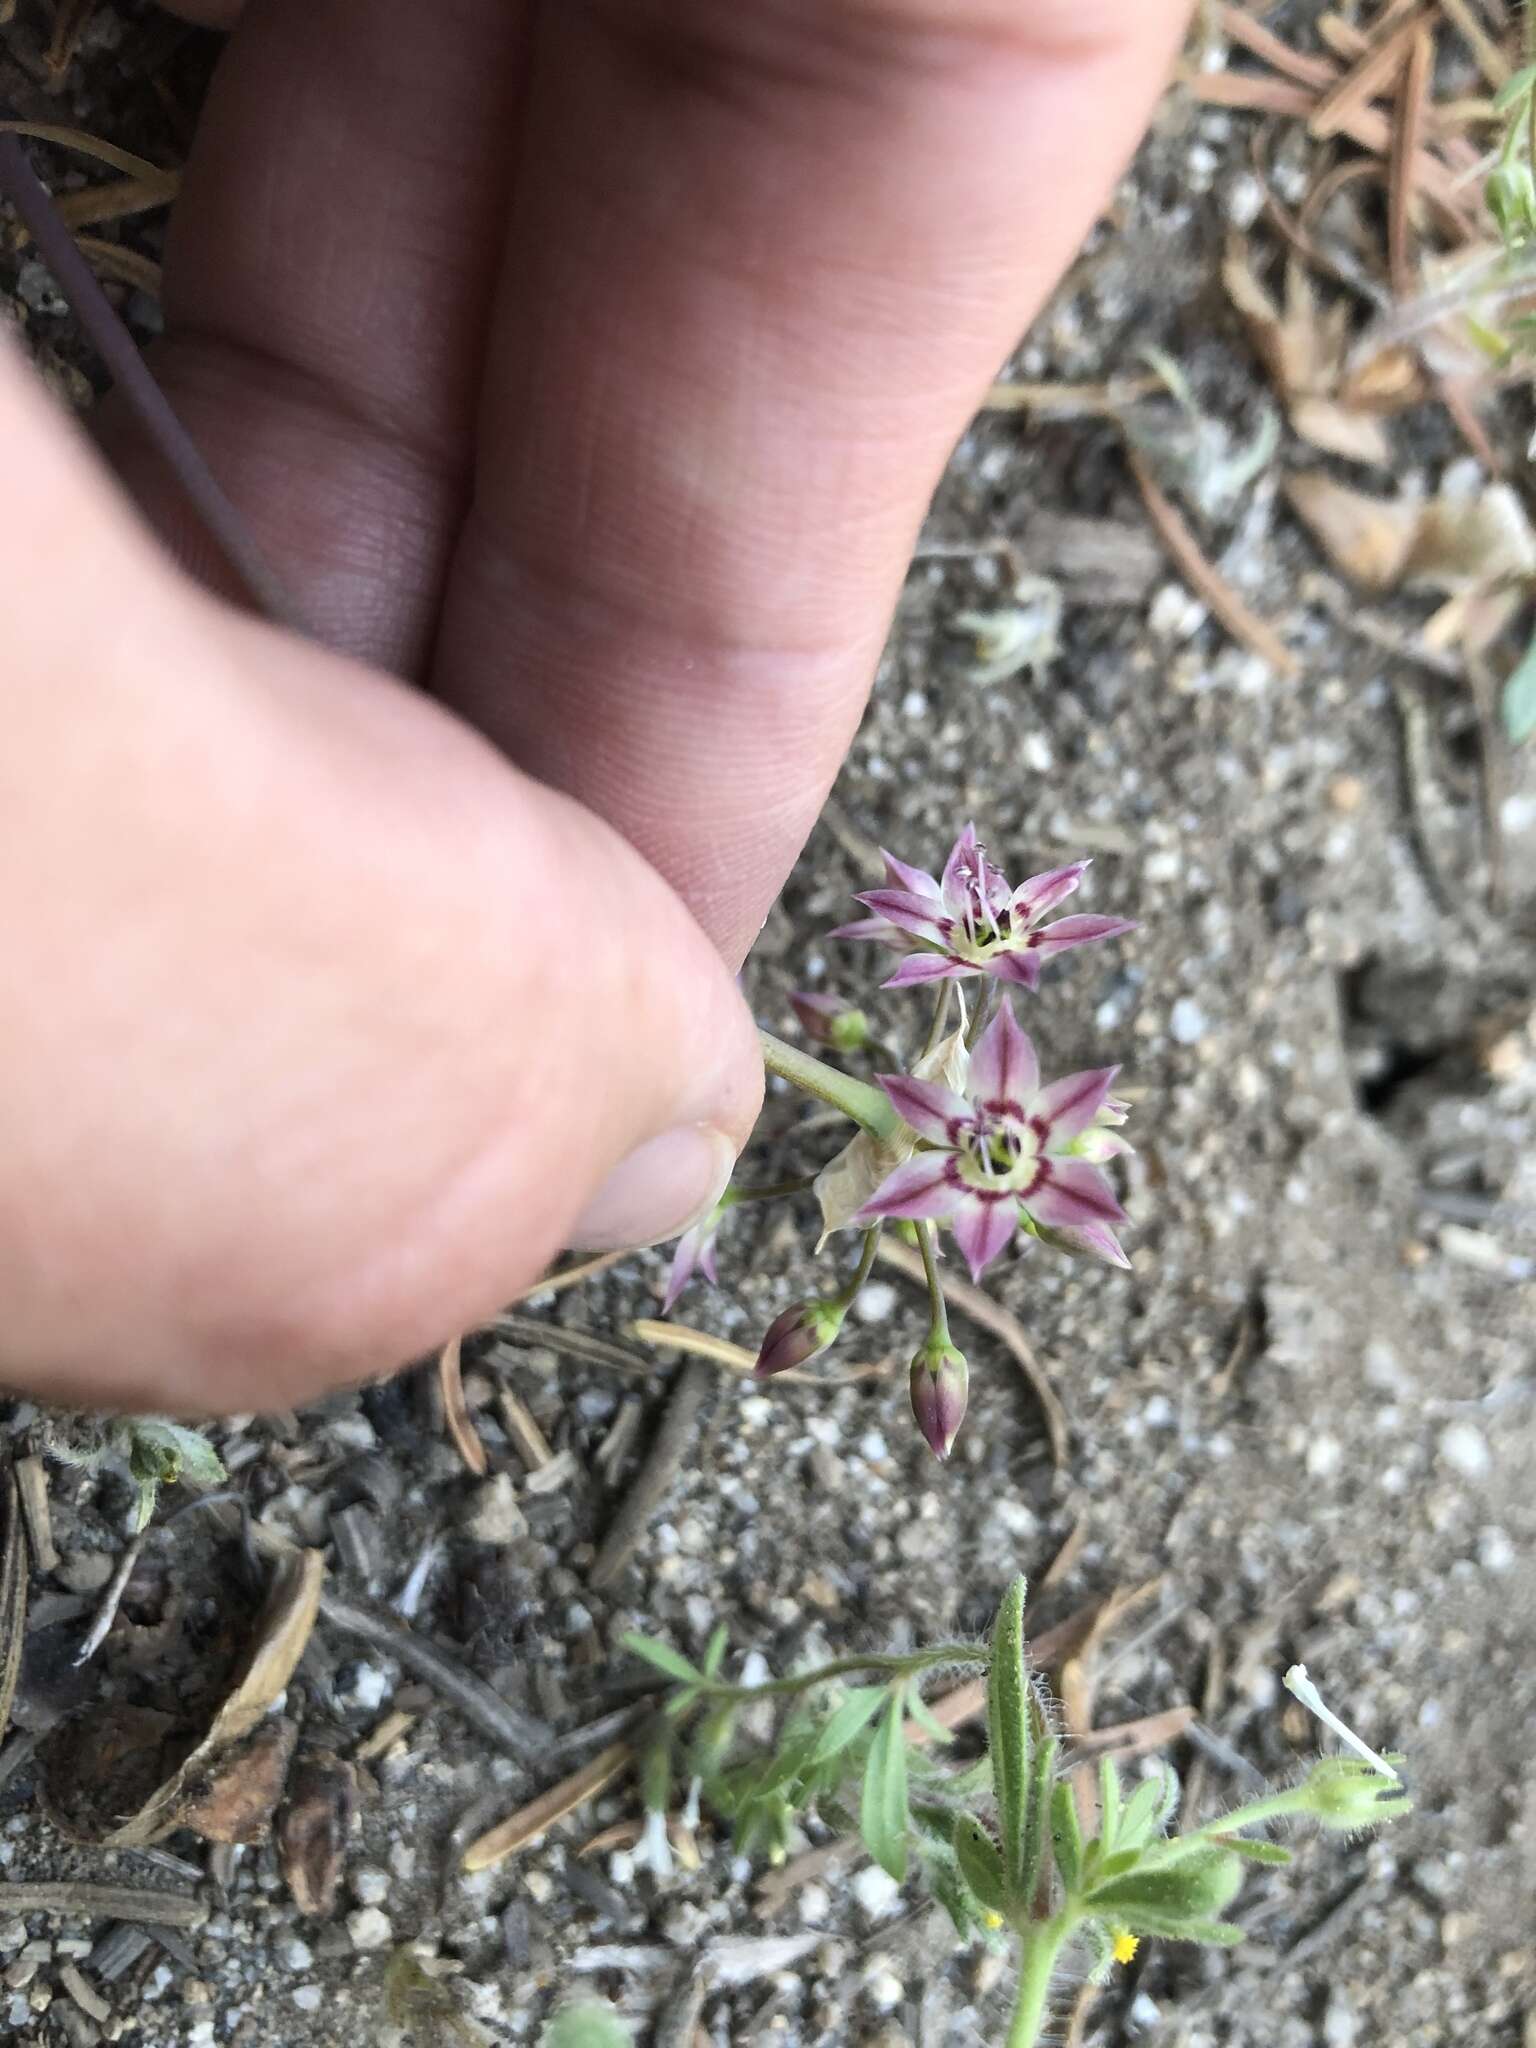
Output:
[
  {"xmin": 1033, "ymin": 1064, "xmax": 1122, "ymax": 1144},
  {"xmin": 880, "ymin": 849, "xmax": 944, "ymax": 901},
  {"xmin": 697, "ymin": 1238, "xmax": 720, "ymax": 1288},
  {"xmin": 854, "ymin": 888, "xmax": 949, "ymax": 944},
  {"xmin": 986, "ymin": 949, "xmax": 1043, "ymax": 989},
  {"xmin": 1033, "ymin": 1217, "xmax": 1132, "ymax": 1269},
  {"xmin": 1011, "ymin": 860, "xmax": 1089, "ymax": 922},
  {"xmin": 1032, "ymin": 914, "xmax": 1138, "ymax": 957},
  {"xmin": 940, "ymin": 823, "xmax": 984, "ymax": 910},
  {"xmin": 882, "ymin": 953, "xmax": 967, "ymax": 989},
  {"xmin": 969, "ymin": 1001, "xmax": 1040, "ymax": 1110},
  {"xmin": 662, "ymin": 1239, "xmax": 697, "ymax": 1314},
  {"xmin": 1028, "ymin": 1157, "xmax": 1127, "ymax": 1231},
  {"xmin": 950, "ymin": 1193, "xmax": 1019, "ymax": 1282},
  {"xmin": 878, "ymin": 1073, "xmax": 970, "ymax": 1143},
  {"xmin": 854, "ymin": 1152, "xmax": 961, "ymax": 1224},
  {"xmin": 755, "ymin": 1300, "xmax": 841, "ymax": 1378},
  {"xmin": 828, "ymin": 915, "xmax": 904, "ymax": 944}
]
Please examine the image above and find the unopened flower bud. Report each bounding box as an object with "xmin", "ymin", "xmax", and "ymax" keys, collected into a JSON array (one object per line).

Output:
[
  {"xmin": 755, "ymin": 1299, "xmax": 845, "ymax": 1378},
  {"xmin": 1068, "ymin": 1094, "xmax": 1134, "ymax": 1164},
  {"xmin": 909, "ymin": 1339, "xmax": 968, "ymax": 1460},
  {"xmin": 790, "ymin": 991, "xmax": 872, "ymax": 1054}
]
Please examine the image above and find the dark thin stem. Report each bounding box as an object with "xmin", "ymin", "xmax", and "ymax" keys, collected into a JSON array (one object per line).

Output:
[
  {"xmin": 0, "ymin": 132, "xmax": 302, "ymax": 633},
  {"xmin": 727, "ymin": 1174, "xmax": 818, "ymax": 1205},
  {"xmin": 687, "ymin": 1641, "xmax": 986, "ymax": 1705}
]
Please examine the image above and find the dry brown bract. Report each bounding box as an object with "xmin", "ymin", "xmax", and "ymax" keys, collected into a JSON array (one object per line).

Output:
[{"xmin": 1223, "ymin": 238, "xmax": 1421, "ymax": 463}]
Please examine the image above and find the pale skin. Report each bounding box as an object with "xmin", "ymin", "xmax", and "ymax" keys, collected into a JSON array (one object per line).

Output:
[{"xmin": 1, "ymin": 0, "xmax": 1190, "ymax": 1414}]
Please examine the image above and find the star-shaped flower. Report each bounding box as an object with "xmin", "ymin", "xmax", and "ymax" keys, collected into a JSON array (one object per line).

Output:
[
  {"xmin": 831, "ymin": 824, "xmax": 1134, "ymax": 990},
  {"xmin": 852, "ymin": 1000, "xmax": 1131, "ymax": 1282}
]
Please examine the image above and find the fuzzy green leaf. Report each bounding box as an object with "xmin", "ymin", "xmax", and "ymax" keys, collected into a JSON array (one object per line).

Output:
[
  {"xmin": 1494, "ymin": 61, "xmax": 1536, "ymax": 112},
  {"xmin": 1117, "ymin": 1766, "xmax": 1176, "ymax": 1853},
  {"xmin": 1051, "ymin": 1779, "xmax": 1084, "ymax": 1895},
  {"xmin": 1097, "ymin": 1757, "xmax": 1122, "ymax": 1859},
  {"xmin": 808, "ymin": 1687, "xmax": 887, "ymax": 1769},
  {"xmin": 860, "ymin": 1689, "xmax": 910, "ymax": 1882},
  {"xmin": 1212, "ymin": 1835, "xmax": 1292, "ymax": 1867},
  {"xmin": 1087, "ymin": 1846, "xmax": 1244, "ymax": 1925},
  {"xmin": 702, "ymin": 1624, "xmax": 729, "ymax": 1677},
  {"xmin": 1016, "ymin": 1732, "xmax": 1058, "ymax": 1913},
  {"xmin": 952, "ymin": 1816, "xmax": 1009, "ymax": 1917},
  {"xmin": 986, "ymin": 1576, "xmax": 1031, "ymax": 1892},
  {"xmin": 622, "ymin": 1635, "xmax": 704, "ymax": 1687},
  {"xmin": 904, "ymin": 1690, "xmax": 956, "ymax": 1745}
]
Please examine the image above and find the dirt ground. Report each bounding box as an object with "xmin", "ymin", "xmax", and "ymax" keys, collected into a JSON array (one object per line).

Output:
[{"xmin": 2, "ymin": 4, "xmax": 1535, "ymax": 2045}]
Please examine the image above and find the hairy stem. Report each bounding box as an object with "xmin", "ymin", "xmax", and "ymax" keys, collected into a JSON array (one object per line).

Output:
[
  {"xmin": 759, "ymin": 1031, "xmax": 897, "ymax": 1137},
  {"xmin": 1006, "ymin": 1917, "xmax": 1074, "ymax": 2048},
  {"xmin": 687, "ymin": 1641, "xmax": 986, "ymax": 1705}
]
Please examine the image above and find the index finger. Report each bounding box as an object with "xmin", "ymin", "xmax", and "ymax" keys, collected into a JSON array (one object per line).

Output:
[{"xmin": 432, "ymin": 0, "xmax": 1191, "ymax": 963}]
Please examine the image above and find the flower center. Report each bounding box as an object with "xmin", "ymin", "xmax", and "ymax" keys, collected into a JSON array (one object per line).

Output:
[{"xmin": 954, "ymin": 1107, "xmax": 1038, "ymax": 1193}]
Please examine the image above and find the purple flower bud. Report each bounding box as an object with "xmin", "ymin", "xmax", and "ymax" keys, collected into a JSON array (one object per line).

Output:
[
  {"xmin": 789, "ymin": 991, "xmax": 872, "ymax": 1054},
  {"xmin": 754, "ymin": 1299, "xmax": 845, "ymax": 1378},
  {"xmin": 909, "ymin": 1341, "xmax": 968, "ymax": 1461}
]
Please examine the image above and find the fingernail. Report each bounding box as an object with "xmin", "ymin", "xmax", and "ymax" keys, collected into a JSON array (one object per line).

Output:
[{"xmin": 569, "ymin": 1124, "xmax": 737, "ymax": 1253}]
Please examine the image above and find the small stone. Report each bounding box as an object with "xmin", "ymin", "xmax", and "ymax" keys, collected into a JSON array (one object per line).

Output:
[
  {"xmin": 346, "ymin": 1907, "xmax": 392, "ymax": 1952},
  {"xmin": 462, "ymin": 1472, "xmax": 527, "ymax": 1548},
  {"xmin": 0, "ymin": 1921, "xmax": 26, "ymax": 1954},
  {"xmin": 1306, "ymin": 1435, "xmax": 1341, "ymax": 1478},
  {"xmin": 351, "ymin": 1867, "xmax": 390, "ymax": 1907},
  {"xmin": 1438, "ymin": 1422, "xmax": 1491, "ymax": 1480},
  {"xmin": 339, "ymin": 1662, "xmax": 391, "ymax": 1713},
  {"xmin": 850, "ymin": 1866, "xmax": 901, "ymax": 1919},
  {"xmin": 851, "ymin": 1283, "xmax": 898, "ymax": 1326},
  {"xmin": 1328, "ymin": 774, "xmax": 1365, "ymax": 814},
  {"xmin": 1169, "ymin": 998, "xmax": 1208, "ymax": 1046},
  {"xmin": 863, "ymin": 1967, "xmax": 904, "ymax": 2013},
  {"xmin": 1478, "ymin": 1527, "xmax": 1516, "ymax": 1573},
  {"xmin": 181, "ymin": 1979, "xmax": 213, "ymax": 2006},
  {"xmin": 276, "ymin": 1938, "xmax": 313, "ymax": 1973},
  {"xmin": 58, "ymin": 1552, "xmax": 115, "ymax": 1595},
  {"xmin": 797, "ymin": 1885, "xmax": 830, "ymax": 1926},
  {"xmin": 292, "ymin": 1987, "xmax": 323, "ymax": 2014}
]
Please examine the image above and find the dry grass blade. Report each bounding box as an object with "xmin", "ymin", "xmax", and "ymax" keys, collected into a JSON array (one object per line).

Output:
[
  {"xmin": 1219, "ymin": 5, "xmax": 1338, "ymax": 89},
  {"xmin": 0, "ymin": 1467, "xmax": 27, "ymax": 1747},
  {"xmin": 505, "ymin": 1250, "xmax": 629, "ymax": 1305},
  {"xmin": 1390, "ymin": 28, "xmax": 1434, "ymax": 301},
  {"xmin": 1128, "ymin": 447, "xmax": 1298, "ymax": 675},
  {"xmin": 627, "ymin": 1318, "xmax": 880, "ymax": 1387},
  {"xmin": 73, "ymin": 237, "xmax": 162, "ymax": 298},
  {"xmin": 462, "ymin": 1740, "xmax": 634, "ymax": 1873},
  {"xmin": 497, "ymin": 1386, "xmax": 554, "ymax": 1471},
  {"xmin": 1436, "ymin": 0, "xmax": 1511, "ymax": 90},
  {"xmin": 56, "ymin": 174, "xmax": 178, "ymax": 231},
  {"xmin": 876, "ymin": 1239, "xmax": 1071, "ymax": 1466},
  {"xmin": 0, "ymin": 122, "xmax": 173, "ymax": 184},
  {"xmin": 590, "ymin": 1360, "xmax": 713, "ymax": 1590},
  {"xmin": 45, "ymin": 0, "xmax": 99, "ymax": 84},
  {"xmin": 982, "ymin": 374, "xmax": 1159, "ymax": 416},
  {"xmin": 438, "ymin": 1336, "xmax": 488, "ymax": 1477},
  {"xmin": 1310, "ymin": 6, "xmax": 1429, "ymax": 141},
  {"xmin": 1071, "ymin": 1704, "xmax": 1196, "ymax": 1761},
  {"xmin": 14, "ymin": 1455, "xmax": 57, "ymax": 1573},
  {"xmin": 0, "ymin": 1882, "xmax": 203, "ymax": 1927}
]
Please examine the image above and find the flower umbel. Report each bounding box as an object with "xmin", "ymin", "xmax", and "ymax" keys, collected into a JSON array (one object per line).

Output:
[
  {"xmin": 831, "ymin": 823, "xmax": 1134, "ymax": 991},
  {"xmin": 853, "ymin": 1000, "xmax": 1130, "ymax": 1283}
]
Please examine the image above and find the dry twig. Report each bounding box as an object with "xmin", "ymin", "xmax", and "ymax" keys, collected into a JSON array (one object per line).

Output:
[
  {"xmin": 590, "ymin": 1361, "xmax": 713, "ymax": 1590},
  {"xmin": 438, "ymin": 1336, "xmax": 488, "ymax": 1477}
]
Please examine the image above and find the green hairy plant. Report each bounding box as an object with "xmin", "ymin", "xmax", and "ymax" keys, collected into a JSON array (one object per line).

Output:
[{"xmin": 623, "ymin": 1576, "xmax": 1410, "ymax": 2048}]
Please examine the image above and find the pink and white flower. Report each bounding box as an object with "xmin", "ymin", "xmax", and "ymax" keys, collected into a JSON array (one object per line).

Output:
[
  {"xmin": 662, "ymin": 1200, "xmax": 728, "ymax": 1313},
  {"xmin": 852, "ymin": 1000, "xmax": 1131, "ymax": 1283},
  {"xmin": 831, "ymin": 824, "xmax": 1134, "ymax": 991}
]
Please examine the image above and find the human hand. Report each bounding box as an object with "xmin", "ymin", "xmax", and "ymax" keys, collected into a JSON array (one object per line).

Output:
[{"xmin": 1, "ymin": 0, "xmax": 1188, "ymax": 1414}]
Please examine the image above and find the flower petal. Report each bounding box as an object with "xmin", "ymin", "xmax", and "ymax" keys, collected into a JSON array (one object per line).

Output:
[
  {"xmin": 854, "ymin": 1152, "xmax": 961, "ymax": 1224},
  {"xmin": 878, "ymin": 1073, "xmax": 970, "ymax": 1143},
  {"xmin": 1034, "ymin": 1064, "xmax": 1122, "ymax": 1144},
  {"xmin": 881, "ymin": 849, "xmax": 944, "ymax": 902},
  {"xmin": 828, "ymin": 915, "xmax": 904, "ymax": 945},
  {"xmin": 854, "ymin": 888, "xmax": 949, "ymax": 944},
  {"xmin": 969, "ymin": 1001, "xmax": 1040, "ymax": 1109},
  {"xmin": 1027, "ymin": 1157, "xmax": 1127, "ymax": 1230},
  {"xmin": 1032, "ymin": 913, "xmax": 1138, "ymax": 957},
  {"xmin": 882, "ymin": 953, "xmax": 968, "ymax": 989},
  {"xmin": 984, "ymin": 949, "xmax": 1043, "ymax": 989},
  {"xmin": 1033, "ymin": 1217, "xmax": 1132, "ymax": 1269},
  {"xmin": 1011, "ymin": 860, "xmax": 1088, "ymax": 922},
  {"xmin": 950, "ymin": 1193, "xmax": 1018, "ymax": 1282},
  {"xmin": 940, "ymin": 823, "xmax": 984, "ymax": 912}
]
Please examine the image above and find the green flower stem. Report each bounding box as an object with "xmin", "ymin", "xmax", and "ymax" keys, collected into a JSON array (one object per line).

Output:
[
  {"xmin": 725, "ymin": 1174, "xmax": 819, "ymax": 1205},
  {"xmin": 834, "ymin": 1226, "xmax": 883, "ymax": 1311},
  {"xmin": 759, "ymin": 1030, "xmax": 898, "ymax": 1138},
  {"xmin": 920, "ymin": 982, "xmax": 953, "ymax": 1060},
  {"xmin": 687, "ymin": 1642, "xmax": 985, "ymax": 1706},
  {"xmin": 916, "ymin": 1222, "xmax": 951, "ymax": 1345},
  {"xmin": 1006, "ymin": 1916, "xmax": 1076, "ymax": 2048}
]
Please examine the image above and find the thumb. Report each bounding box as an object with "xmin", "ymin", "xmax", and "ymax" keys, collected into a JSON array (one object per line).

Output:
[{"xmin": 0, "ymin": 348, "xmax": 761, "ymax": 1415}]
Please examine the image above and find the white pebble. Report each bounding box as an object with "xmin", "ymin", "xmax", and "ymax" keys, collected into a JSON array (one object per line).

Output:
[
  {"xmin": 352, "ymin": 1868, "xmax": 390, "ymax": 1907},
  {"xmin": 277, "ymin": 1938, "xmax": 313, "ymax": 1972},
  {"xmin": 850, "ymin": 1866, "xmax": 901, "ymax": 1918},
  {"xmin": 343, "ymin": 1663, "xmax": 390, "ymax": 1713},
  {"xmin": 851, "ymin": 1283, "xmax": 898, "ymax": 1326},
  {"xmin": 1438, "ymin": 1422, "xmax": 1491, "ymax": 1480},
  {"xmin": 292, "ymin": 1986, "xmax": 323, "ymax": 2013},
  {"xmin": 1306, "ymin": 1435, "xmax": 1341, "ymax": 1479},
  {"xmin": 1170, "ymin": 998, "xmax": 1208, "ymax": 1046},
  {"xmin": 1477, "ymin": 1526, "xmax": 1515, "ymax": 1573},
  {"xmin": 347, "ymin": 1907, "xmax": 393, "ymax": 1952}
]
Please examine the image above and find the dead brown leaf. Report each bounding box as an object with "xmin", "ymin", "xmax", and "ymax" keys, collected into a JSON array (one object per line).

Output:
[
  {"xmin": 1224, "ymin": 238, "xmax": 1420, "ymax": 462},
  {"xmin": 277, "ymin": 1751, "xmax": 359, "ymax": 1917},
  {"xmin": 178, "ymin": 1717, "xmax": 298, "ymax": 1845}
]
